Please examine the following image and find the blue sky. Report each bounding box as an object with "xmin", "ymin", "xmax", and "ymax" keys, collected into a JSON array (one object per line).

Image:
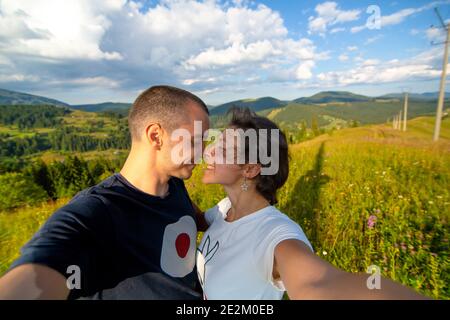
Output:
[{"xmin": 0, "ymin": 0, "xmax": 449, "ymax": 105}]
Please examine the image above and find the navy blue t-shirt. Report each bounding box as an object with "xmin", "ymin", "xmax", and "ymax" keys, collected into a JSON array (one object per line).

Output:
[{"xmin": 10, "ymin": 173, "xmax": 202, "ymax": 300}]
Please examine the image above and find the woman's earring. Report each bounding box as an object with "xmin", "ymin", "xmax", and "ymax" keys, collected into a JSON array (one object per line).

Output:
[{"xmin": 241, "ymin": 177, "xmax": 248, "ymax": 191}]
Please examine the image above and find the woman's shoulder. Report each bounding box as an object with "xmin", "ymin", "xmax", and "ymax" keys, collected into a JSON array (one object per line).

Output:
[
  {"xmin": 204, "ymin": 197, "xmax": 231, "ymax": 225},
  {"xmin": 255, "ymin": 207, "xmax": 313, "ymax": 250},
  {"xmin": 257, "ymin": 206, "xmax": 297, "ymax": 227}
]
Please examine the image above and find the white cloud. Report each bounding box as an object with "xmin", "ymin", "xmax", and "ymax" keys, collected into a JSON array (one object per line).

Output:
[
  {"xmin": 50, "ymin": 76, "xmax": 121, "ymax": 88},
  {"xmin": 0, "ymin": 55, "xmax": 13, "ymax": 66},
  {"xmin": 338, "ymin": 54, "xmax": 349, "ymax": 61},
  {"xmin": 380, "ymin": 8, "xmax": 417, "ymax": 26},
  {"xmin": 0, "ymin": 0, "xmax": 327, "ymax": 100},
  {"xmin": 426, "ymin": 27, "xmax": 445, "ymax": 42},
  {"xmin": 295, "ymin": 60, "xmax": 315, "ymax": 80},
  {"xmin": 0, "ymin": 73, "xmax": 40, "ymax": 82},
  {"xmin": 1, "ymin": 0, "xmax": 444, "ymax": 103},
  {"xmin": 184, "ymin": 40, "xmax": 281, "ymax": 69},
  {"xmin": 365, "ymin": 35, "xmax": 383, "ymax": 44},
  {"xmin": 350, "ymin": 25, "xmax": 366, "ymax": 33},
  {"xmin": 194, "ymin": 87, "xmax": 220, "ymax": 96},
  {"xmin": 330, "ymin": 27, "xmax": 345, "ymax": 34},
  {"xmin": 0, "ymin": 0, "xmax": 124, "ymax": 60},
  {"xmin": 308, "ymin": 2, "xmax": 360, "ymax": 35},
  {"xmin": 351, "ymin": 1, "xmax": 449, "ymax": 33},
  {"xmin": 309, "ymin": 48, "xmax": 444, "ymax": 88},
  {"xmin": 361, "ymin": 59, "xmax": 380, "ymax": 66}
]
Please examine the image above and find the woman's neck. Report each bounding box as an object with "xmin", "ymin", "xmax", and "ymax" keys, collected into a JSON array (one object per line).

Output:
[{"xmin": 224, "ymin": 186, "xmax": 270, "ymax": 222}]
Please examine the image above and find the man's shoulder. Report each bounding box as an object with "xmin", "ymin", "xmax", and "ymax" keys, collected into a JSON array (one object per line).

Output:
[
  {"xmin": 74, "ymin": 174, "xmax": 118, "ymax": 197},
  {"xmin": 67, "ymin": 174, "xmax": 122, "ymax": 205},
  {"xmin": 53, "ymin": 175, "xmax": 119, "ymax": 222}
]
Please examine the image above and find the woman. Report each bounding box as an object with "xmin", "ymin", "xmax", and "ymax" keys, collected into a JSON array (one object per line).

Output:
[{"xmin": 196, "ymin": 107, "xmax": 425, "ymax": 300}]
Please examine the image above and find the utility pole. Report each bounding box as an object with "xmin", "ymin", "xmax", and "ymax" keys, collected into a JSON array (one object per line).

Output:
[
  {"xmin": 398, "ymin": 110, "xmax": 402, "ymax": 130},
  {"xmin": 433, "ymin": 8, "xmax": 450, "ymax": 141},
  {"xmin": 403, "ymin": 92, "xmax": 408, "ymax": 131}
]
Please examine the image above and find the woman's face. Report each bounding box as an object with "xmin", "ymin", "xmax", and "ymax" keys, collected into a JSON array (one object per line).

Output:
[{"xmin": 202, "ymin": 130, "xmax": 244, "ymax": 186}]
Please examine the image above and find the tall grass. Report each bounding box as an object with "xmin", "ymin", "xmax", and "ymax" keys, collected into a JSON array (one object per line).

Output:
[{"xmin": 0, "ymin": 199, "xmax": 69, "ymax": 274}]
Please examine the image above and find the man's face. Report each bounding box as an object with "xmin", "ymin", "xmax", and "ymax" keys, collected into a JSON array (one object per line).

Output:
[{"xmin": 159, "ymin": 102, "xmax": 210, "ymax": 180}]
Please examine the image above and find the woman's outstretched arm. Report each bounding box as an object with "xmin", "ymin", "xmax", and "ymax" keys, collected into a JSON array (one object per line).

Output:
[{"xmin": 274, "ymin": 239, "xmax": 428, "ymax": 300}]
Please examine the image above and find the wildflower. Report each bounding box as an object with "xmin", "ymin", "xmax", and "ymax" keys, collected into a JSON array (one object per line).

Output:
[
  {"xmin": 367, "ymin": 215, "xmax": 377, "ymax": 229},
  {"xmin": 322, "ymin": 250, "xmax": 328, "ymax": 256}
]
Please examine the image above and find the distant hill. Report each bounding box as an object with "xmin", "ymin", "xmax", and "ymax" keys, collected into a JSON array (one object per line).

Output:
[
  {"xmin": 210, "ymin": 97, "xmax": 288, "ymax": 115},
  {"xmin": 0, "ymin": 88, "xmax": 69, "ymax": 106},
  {"xmin": 377, "ymin": 92, "xmax": 449, "ymax": 101},
  {"xmin": 294, "ymin": 91, "xmax": 372, "ymax": 104},
  {"xmin": 268, "ymin": 100, "xmax": 438, "ymax": 127},
  {"xmin": 71, "ymin": 102, "xmax": 131, "ymax": 113}
]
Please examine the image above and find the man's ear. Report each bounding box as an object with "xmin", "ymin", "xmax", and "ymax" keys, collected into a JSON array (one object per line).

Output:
[
  {"xmin": 244, "ymin": 164, "xmax": 261, "ymax": 179},
  {"xmin": 145, "ymin": 123, "xmax": 163, "ymax": 148}
]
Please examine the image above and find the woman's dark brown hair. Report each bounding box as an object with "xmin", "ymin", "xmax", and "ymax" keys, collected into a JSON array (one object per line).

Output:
[{"xmin": 227, "ymin": 107, "xmax": 289, "ymax": 205}]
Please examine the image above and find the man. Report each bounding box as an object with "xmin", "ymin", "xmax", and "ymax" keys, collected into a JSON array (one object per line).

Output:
[{"xmin": 0, "ymin": 85, "xmax": 210, "ymax": 299}]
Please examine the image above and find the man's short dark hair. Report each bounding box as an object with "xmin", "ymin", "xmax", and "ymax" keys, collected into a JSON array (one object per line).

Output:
[{"xmin": 128, "ymin": 85, "xmax": 209, "ymax": 140}]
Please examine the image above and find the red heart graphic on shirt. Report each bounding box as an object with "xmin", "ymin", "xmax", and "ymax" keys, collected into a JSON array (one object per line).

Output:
[{"xmin": 175, "ymin": 233, "xmax": 190, "ymax": 258}]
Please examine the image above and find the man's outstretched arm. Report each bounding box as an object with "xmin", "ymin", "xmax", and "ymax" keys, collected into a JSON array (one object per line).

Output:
[
  {"xmin": 275, "ymin": 239, "xmax": 429, "ymax": 300},
  {"xmin": 0, "ymin": 264, "xmax": 69, "ymax": 300},
  {"xmin": 0, "ymin": 195, "xmax": 111, "ymax": 300}
]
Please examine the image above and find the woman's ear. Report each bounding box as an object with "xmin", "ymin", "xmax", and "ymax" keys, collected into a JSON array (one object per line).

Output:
[
  {"xmin": 244, "ymin": 164, "xmax": 261, "ymax": 179},
  {"xmin": 145, "ymin": 123, "xmax": 163, "ymax": 148}
]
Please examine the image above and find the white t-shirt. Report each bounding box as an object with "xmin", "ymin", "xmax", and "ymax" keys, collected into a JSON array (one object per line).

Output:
[{"xmin": 196, "ymin": 197, "xmax": 313, "ymax": 300}]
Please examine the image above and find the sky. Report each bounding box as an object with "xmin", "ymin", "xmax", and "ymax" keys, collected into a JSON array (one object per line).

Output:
[{"xmin": 0, "ymin": 0, "xmax": 450, "ymax": 105}]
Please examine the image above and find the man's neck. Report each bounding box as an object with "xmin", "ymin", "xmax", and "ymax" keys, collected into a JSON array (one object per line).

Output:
[{"xmin": 120, "ymin": 148, "xmax": 170, "ymax": 198}]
